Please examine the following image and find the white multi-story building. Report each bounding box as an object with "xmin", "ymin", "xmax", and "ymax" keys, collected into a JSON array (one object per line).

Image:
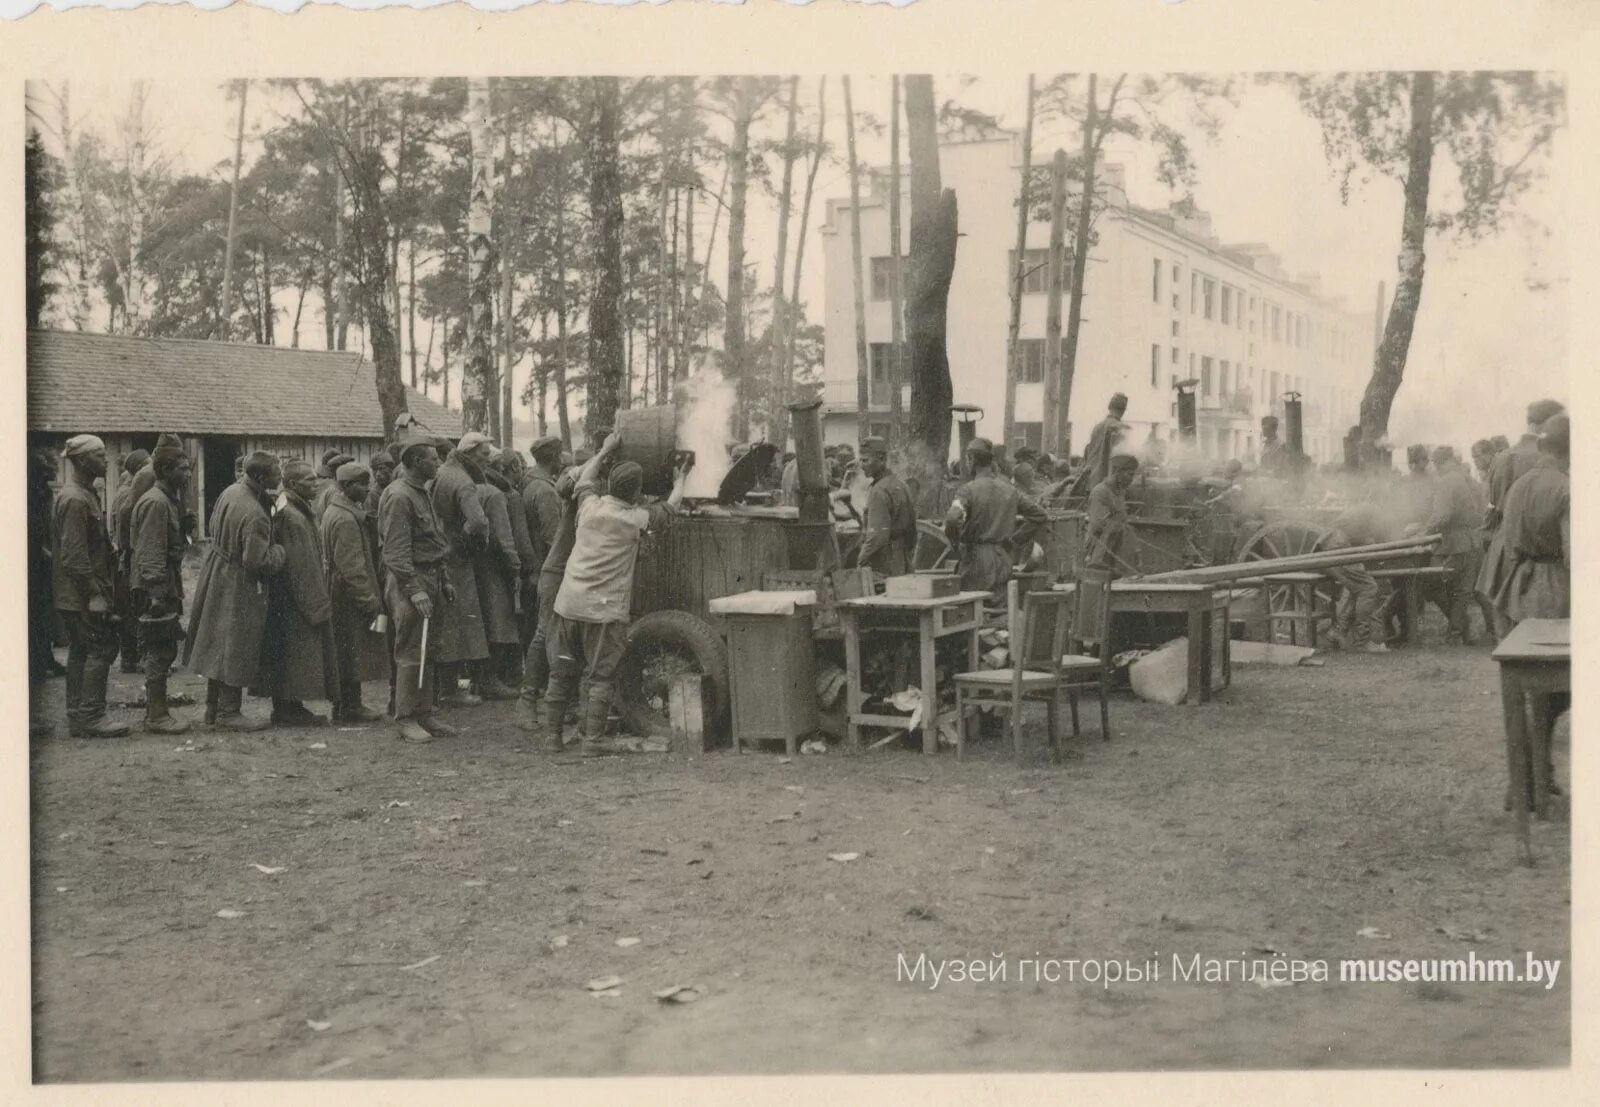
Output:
[{"xmin": 818, "ymin": 133, "xmax": 1373, "ymax": 465}]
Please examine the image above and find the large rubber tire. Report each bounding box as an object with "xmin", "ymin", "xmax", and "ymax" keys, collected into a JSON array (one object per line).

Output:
[{"xmin": 616, "ymin": 610, "xmax": 730, "ymax": 740}]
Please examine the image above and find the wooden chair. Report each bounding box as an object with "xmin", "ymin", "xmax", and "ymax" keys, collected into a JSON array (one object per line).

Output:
[
  {"xmin": 953, "ymin": 579, "xmax": 1105, "ymax": 762},
  {"xmin": 1064, "ymin": 569, "xmax": 1115, "ymax": 743}
]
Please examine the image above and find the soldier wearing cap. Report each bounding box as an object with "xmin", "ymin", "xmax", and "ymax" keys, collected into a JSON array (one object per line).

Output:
[
  {"xmin": 1494, "ymin": 412, "xmax": 1570, "ymax": 801},
  {"xmin": 253, "ymin": 459, "xmax": 340, "ymax": 726},
  {"xmin": 943, "ymin": 437, "xmax": 1048, "ymax": 595},
  {"xmin": 1403, "ymin": 446, "xmax": 1481, "ymax": 643},
  {"xmin": 378, "ymin": 434, "xmax": 458, "ymax": 741},
  {"xmin": 518, "ymin": 437, "xmax": 564, "ymax": 664},
  {"xmin": 1259, "ymin": 415, "xmax": 1289, "ymax": 478},
  {"xmin": 1084, "ymin": 453, "xmax": 1141, "ymax": 577},
  {"xmin": 517, "ymin": 436, "xmax": 579, "ymax": 729},
  {"xmin": 366, "ymin": 449, "xmax": 398, "ymax": 514},
  {"xmin": 541, "ymin": 433, "xmax": 691, "ymax": 753},
  {"xmin": 430, "ymin": 431, "xmax": 495, "ymax": 705},
  {"xmin": 184, "ymin": 452, "xmax": 287, "ymax": 730},
  {"xmin": 474, "ymin": 446, "xmax": 523, "ymax": 700},
  {"xmin": 313, "ymin": 450, "xmax": 356, "ymax": 523},
  {"xmin": 111, "ymin": 448, "xmax": 151, "ymax": 674},
  {"xmin": 851, "ymin": 436, "xmax": 916, "ymax": 577},
  {"xmin": 130, "ymin": 441, "xmax": 195, "ymax": 733},
  {"xmin": 1478, "ymin": 399, "xmax": 1565, "ymax": 639},
  {"xmin": 322, "ymin": 461, "xmax": 390, "ymax": 722},
  {"xmin": 53, "ymin": 434, "xmax": 129, "ymax": 738}
]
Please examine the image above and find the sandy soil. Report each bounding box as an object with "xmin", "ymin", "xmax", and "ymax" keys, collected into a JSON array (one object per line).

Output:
[{"xmin": 30, "ymin": 615, "xmax": 1568, "ymax": 1080}]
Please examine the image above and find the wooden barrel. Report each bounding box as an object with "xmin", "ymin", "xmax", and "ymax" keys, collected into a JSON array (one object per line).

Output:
[{"xmin": 615, "ymin": 405, "xmax": 678, "ymax": 495}]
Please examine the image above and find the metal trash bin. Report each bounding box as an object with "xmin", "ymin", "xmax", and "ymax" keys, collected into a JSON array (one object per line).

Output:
[{"xmin": 709, "ymin": 590, "xmax": 818, "ymax": 755}]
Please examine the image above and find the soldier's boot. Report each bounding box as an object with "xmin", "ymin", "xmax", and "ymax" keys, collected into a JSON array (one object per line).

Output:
[
  {"xmin": 539, "ymin": 696, "xmax": 567, "ymax": 753},
  {"xmin": 271, "ymin": 698, "xmax": 329, "ymax": 728},
  {"xmin": 78, "ymin": 652, "xmax": 129, "ymax": 738},
  {"xmin": 396, "ymin": 717, "xmax": 433, "ymax": 742},
  {"xmin": 514, "ymin": 695, "xmax": 540, "ymax": 733},
  {"xmin": 418, "ymin": 715, "xmax": 458, "ymax": 738},
  {"xmin": 471, "ymin": 659, "xmax": 518, "ymax": 702},
  {"xmin": 204, "ymin": 679, "xmax": 220, "ymax": 726},
  {"xmin": 143, "ymin": 675, "xmax": 190, "ymax": 735},
  {"xmin": 579, "ymin": 686, "xmax": 612, "ymax": 757},
  {"xmin": 214, "ymin": 684, "xmax": 270, "ymax": 733}
]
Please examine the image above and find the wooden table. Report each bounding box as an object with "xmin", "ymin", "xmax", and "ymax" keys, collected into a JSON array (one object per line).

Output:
[
  {"xmin": 1107, "ymin": 582, "xmax": 1231, "ymax": 704},
  {"xmin": 1492, "ymin": 618, "xmax": 1570, "ymax": 866},
  {"xmin": 837, "ymin": 590, "xmax": 991, "ymax": 754},
  {"xmin": 1370, "ymin": 565, "xmax": 1456, "ymax": 646}
]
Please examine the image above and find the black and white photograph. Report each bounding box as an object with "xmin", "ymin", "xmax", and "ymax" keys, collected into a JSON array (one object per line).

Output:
[{"xmin": 13, "ymin": 4, "xmax": 1583, "ymax": 1094}]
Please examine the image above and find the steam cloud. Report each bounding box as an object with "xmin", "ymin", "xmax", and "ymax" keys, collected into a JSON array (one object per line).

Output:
[{"xmin": 677, "ymin": 365, "xmax": 738, "ymax": 499}]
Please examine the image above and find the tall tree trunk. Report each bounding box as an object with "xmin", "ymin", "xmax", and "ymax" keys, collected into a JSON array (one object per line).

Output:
[
  {"xmin": 537, "ymin": 309, "xmax": 551, "ymax": 435},
  {"xmin": 585, "ymin": 77, "xmax": 626, "ymax": 445},
  {"xmin": 1042, "ymin": 148, "xmax": 1068, "ymax": 456},
  {"xmin": 392, "ymin": 99, "xmax": 408, "ymax": 382},
  {"xmin": 291, "ymin": 278, "xmax": 308, "ymax": 348},
  {"xmin": 1361, "ymin": 71, "xmax": 1436, "ymax": 468},
  {"xmin": 553, "ymin": 137, "xmax": 574, "ymax": 447},
  {"xmin": 1003, "ymin": 74, "xmax": 1036, "ymax": 452},
  {"xmin": 442, "ymin": 314, "xmax": 451, "ymax": 408},
  {"xmin": 903, "ymin": 74, "xmax": 959, "ymax": 511},
  {"xmin": 843, "ymin": 76, "xmax": 871, "ymax": 447},
  {"xmin": 667, "ymin": 187, "xmax": 681, "ymax": 395},
  {"xmin": 1059, "ymin": 73, "xmax": 1100, "ymax": 456},
  {"xmin": 334, "ymin": 95, "xmax": 350, "ymax": 351},
  {"xmin": 783, "ymin": 77, "xmax": 826, "ymax": 408},
  {"xmin": 218, "ymin": 79, "xmax": 248, "ymax": 338},
  {"xmin": 654, "ymin": 81, "xmax": 672, "ymax": 405},
  {"xmin": 463, "ymin": 78, "xmax": 497, "ymax": 436},
  {"xmin": 767, "ymin": 75, "xmax": 800, "ymax": 445},
  {"xmin": 887, "ymin": 75, "xmax": 907, "ymax": 451},
  {"xmin": 347, "ymin": 146, "xmax": 408, "ymax": 437},
  {"xmin": 700, "ymin": 159, "xmax": 728, "ymax": 350},
  {"xmin": 423, "ymin": 311, "xmax": 436, "ymax": 396},
  {"xmin": 723, "ymin": 78, "xmax": 757, "ymax": 439},
  {"xmin": 259, "ymin": 245, "xmax": 274, "ymax": 345},
  {"xmin": 407, "ymin": 240, "xmax": 419, "ymax": 388},
  {"xmin": 676, "ymin": 76, "xmax": 697, "ymax": 381},
  {"xmin": 499, "ymin": 112, "xmax": 515, "ymax": 447}
]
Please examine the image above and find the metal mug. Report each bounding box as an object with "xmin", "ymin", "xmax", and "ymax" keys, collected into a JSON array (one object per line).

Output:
[{"xmin": 369, "ymin": 613, "xmax": 389, "ymax": 634}]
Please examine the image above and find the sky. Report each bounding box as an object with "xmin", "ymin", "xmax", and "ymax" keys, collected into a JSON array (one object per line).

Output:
[{"xmin": 31, "ymin": 73, "xmax": 1569, "ymax": 450}]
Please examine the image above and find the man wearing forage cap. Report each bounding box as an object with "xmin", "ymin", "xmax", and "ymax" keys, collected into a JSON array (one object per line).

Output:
[
  {"xmin": 314, "ymin": 449, "xmax": 356, "ymax": 523},
  {"xmin": 378, "ymin": 433, "xmax": 461, "ymax": 740},
  {"xmin": 943, "ymin": 437, "xmax": 1048, "ymax": 595},
  {"xmin": 53, "ymin": 434, "xmax": 130, "ymax": 737},
  {"xmin": 254, "ymin": 458, "xmax": 340, "ymax": 726},
  {"xmin": 542, "ymin": 433, "xmax": 691, "ymax": 753},
  {"xmin": 183, "ymin": 451, "xmax": 287, "ymax": 731},
  {"xmin": 850, "ymin": 436, "xmax": 916, "ymax": 577},
  {"xmin": 321, "ymin": 461, "xmax": 390, "ymax": 723},
  {"xmin": 430, "ymin": 431, "xmax": 495, "ymax": 705},
  {"xmin": 130, "ymin": 441, "xmax": 195, "ymax": 733}
]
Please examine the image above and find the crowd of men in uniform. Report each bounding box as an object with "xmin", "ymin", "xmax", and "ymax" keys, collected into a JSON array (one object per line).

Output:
[
  {"xmin": 32, "ymin": 418, "xmax": 691, "ymax": 753},
  {"xmin": 30, "ymin": 386, "xmax": 1569, "ymax": 750}
]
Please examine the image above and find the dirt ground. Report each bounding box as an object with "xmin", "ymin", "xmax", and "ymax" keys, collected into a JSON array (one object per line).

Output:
[{"xmin": 30, "ymin": 612, "xmax": 1569, "ymax": 1081}]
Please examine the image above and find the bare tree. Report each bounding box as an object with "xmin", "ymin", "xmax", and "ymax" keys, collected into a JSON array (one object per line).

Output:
[{"xmin": 842, "ymin": 76, "xmax": 871, "ymax": 447}]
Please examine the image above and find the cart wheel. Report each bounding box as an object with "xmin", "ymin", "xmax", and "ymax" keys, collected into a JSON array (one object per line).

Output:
[
  {"xmin": 912, "ymin": 520, "xmax": 954, "ymax": 572},
  {"xmin": 1234, "ymin": 521, "xmax": 1339, "ymax": 644},
  {"xmin": 616, "ymin": 610, "xmax": 730, "ymax": 739}
]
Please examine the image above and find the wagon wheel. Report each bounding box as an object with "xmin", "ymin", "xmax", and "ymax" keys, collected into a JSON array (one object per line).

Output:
[
  {"xmin": 1234, "ymin": 520, "xmax": 1340, "ymax": 645},
  {"xmin": 912, "ymin": 520, "xmax": 956, "ymax": 572}
]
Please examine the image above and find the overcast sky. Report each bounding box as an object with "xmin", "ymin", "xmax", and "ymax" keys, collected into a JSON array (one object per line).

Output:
[{"xmin": 40, "ymin": 74, "xmax": 1569, "ymax": 449}]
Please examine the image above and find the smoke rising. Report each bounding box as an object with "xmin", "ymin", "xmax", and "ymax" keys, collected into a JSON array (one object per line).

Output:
[{"xmin": 677, "ymin": 366, "xmax": 738, "ymax": 499}]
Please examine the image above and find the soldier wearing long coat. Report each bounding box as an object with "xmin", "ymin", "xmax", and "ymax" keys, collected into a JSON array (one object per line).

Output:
[
  {"xmin": 430, "ymin": 436, "xmax": 492, "ymax": 700},
  {"xmin": 184, "ymin": 452, "xmax": 286, "ymax": 731},
  {"xmin": 320, "ymin": 464, "xmax": 391, "ymax": 722},
  {"xmin": 254, "ymin": 460, "xmax": 340, "ymax": 724}
]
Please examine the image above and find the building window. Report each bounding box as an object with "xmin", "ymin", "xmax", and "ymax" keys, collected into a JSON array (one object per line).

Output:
[
  {"xmin": 1171, "ymin": 345, "xmax": 1180, "ymax": 364},
  {"xmin": 1270, "ymin": 370, "xmax": 1280, "ymax": 404},
  {"xmin": 1152, "ymin": 258, "xmax": 1162, "ymax": 303},
  {"xmin": 1202, "ymin": 278, "xmax": 1215, "ymax": 320},
  {"xmin": 869, "ymin": 421, "xmax": 891, "ymax": 440},
  {"xmin": 1248, "ymin": 295, "xmax": 1257, "ymax": 333},
  {"xmin": 1220, "ymin": 286, "xmax": 1232, "ymax": 326},
  {"xmin": 1015, "ymin": 422, "xmax": 1044, "ymax": 453},
  {"xmin": 868, "ymin": 341, "xmax": 907, "ymax": 404},
  {"xmin": 1009, "ymin": 248, "xmax": 1058, "ymax": 295},
  {"xmin": 1170, "ymin": 320, "xmax": 1180, "ymax": 337},
  {"xmin": 1016, "ymin": 338, "xmax": 1046, "ymax": 383},
  {"xmin": 1219, "ymin": 359, "xmax": 1230, "ymax": 395},
  {"xmin": 869, "ymin": 257, "xmax": 902, "ymax": 301},
  {"xmin": 1190, "ymin": 272, "xmax": 1199, "ymax": 314},
  {"xmin": 1200, "ymin": 355, "xmax": 1213, "ymax": 396},
  {"xmin": 1272, "ymin": 305, "xmax": 1283, "ymax": 342},
  {"xmin": 1151, "ymin": 344, "xmax": 1160, "ymax": 387}
]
